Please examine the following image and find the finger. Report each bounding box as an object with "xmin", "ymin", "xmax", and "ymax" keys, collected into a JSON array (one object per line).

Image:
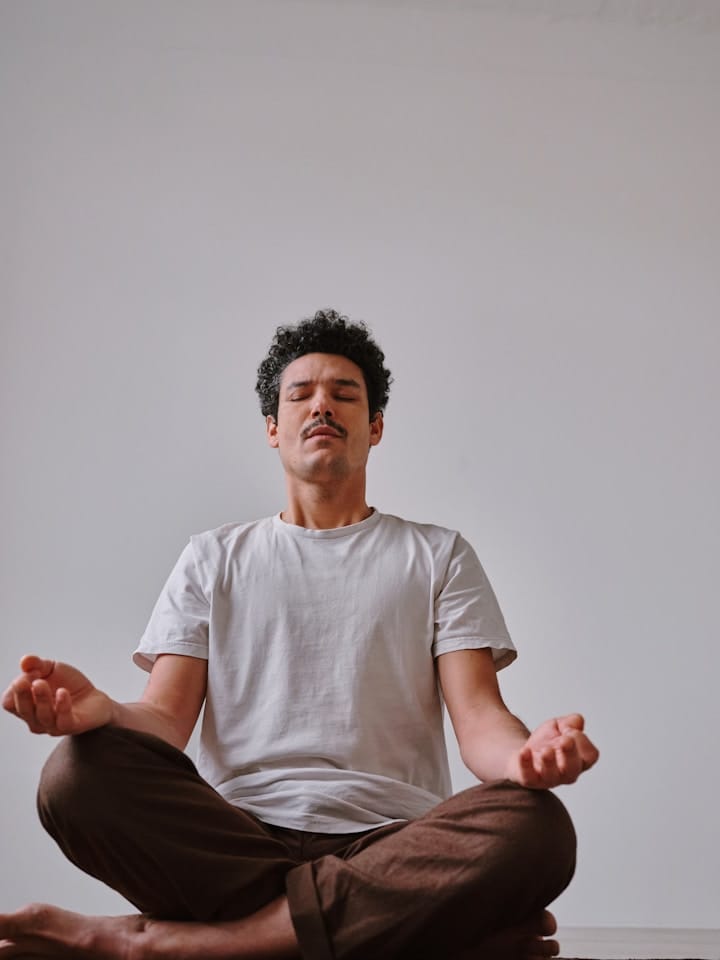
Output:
[
  {"xmin": 1, "ymin": 683, "xmax": 18, "ymax": 714},
  {"xmin": 517, "ymin": 747, "xmax": 543, "ymax": 787},
  {"xmin": 54, "ymin": 689, "xmax": 75, "ymax": 734},
  {"xmin": 531, "ymin": 745, "xmax": 569, "ymax": 788},
  {"xmin": 554, "ymin": 734, "xmax": 581, "ymax": 780},
  {"xmin": 532, "ymin": 747, "xmax": 558, "ymax": 789},
  {"xmin": 561, "ymin": 728, "xmax": 600, "ymax": 773},
  {"xmin": 31, "ymin": 680, "xmax": 58, "ymax": 730},
  {"xmin": 578, "ymin": 737, "xmax": 600, "ymax": 772},
  {"xmin": 543, "ymin": 734, "xmax": 583, "ymax": 784},
  {"xmin": 12, "ymin": 679, "xmax": 53, "ymax": 734},
  {"xmin": 12, "ymin": 679, "xmax": 37, "ymax": 724},
  {"xmin": 557, "ymin": 713, "xmax": 585, "ymax": 734},
  {"xmin": 538, "ymin": 745, "xmax": 557, "ymax": 776},
  {"xmin": 19, "ymin": 654, "xmax": 55, "ymax": 681},
  {"xmin": 534, "ymin": 716, "xmax": 563, "ymax": 740}
]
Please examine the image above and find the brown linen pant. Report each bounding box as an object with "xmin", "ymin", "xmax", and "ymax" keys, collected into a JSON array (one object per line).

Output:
[{"xmin": 37, "ymin": 725, "xmax": 577, "ymax": 960}]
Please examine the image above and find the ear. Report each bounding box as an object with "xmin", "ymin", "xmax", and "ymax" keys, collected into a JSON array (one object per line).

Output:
[
  {"xmin": 266, "ymin": 415, "xmax": 280, "ymax": 448},
  {"xmin": 369, "ymin": 412, "xmax": 384, "ymax": 447}
]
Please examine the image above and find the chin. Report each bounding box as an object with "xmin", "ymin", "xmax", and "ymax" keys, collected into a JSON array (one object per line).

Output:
[{"xmin": 302, "ymin": 456, "xmax": 351, "ymax": 480}]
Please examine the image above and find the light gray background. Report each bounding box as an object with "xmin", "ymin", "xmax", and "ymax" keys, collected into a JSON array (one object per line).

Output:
[{"xmin": 2, "ymin": 0, "xmax": 718, "ymax": 933}]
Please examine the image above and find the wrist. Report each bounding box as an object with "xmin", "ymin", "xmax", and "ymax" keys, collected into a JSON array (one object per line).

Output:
[
  {"xmin": 106, "ymin": 696, "xmax": 123, "ymax": 727},
  {"xmin": 503, "ymin": 753, "xmax": 521, "ymax": 784}
]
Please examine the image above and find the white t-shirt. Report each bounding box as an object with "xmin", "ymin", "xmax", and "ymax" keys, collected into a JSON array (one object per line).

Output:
[{"xmin": 134, "ymin": 510, "xmax": 515, "ymax": 832}]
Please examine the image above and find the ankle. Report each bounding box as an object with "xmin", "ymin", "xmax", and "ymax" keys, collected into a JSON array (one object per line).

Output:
[{"xmin": 116, "ymin": 915, "xmax": 155, "ymax": 960}]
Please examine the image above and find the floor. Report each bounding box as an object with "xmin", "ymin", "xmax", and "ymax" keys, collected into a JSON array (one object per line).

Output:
[{"xmin": 558, "ymin": 927, "xmax": 720, "ymax": 960}]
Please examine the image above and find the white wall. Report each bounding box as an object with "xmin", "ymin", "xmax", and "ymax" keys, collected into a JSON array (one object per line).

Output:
[{"xmin": 1, "ymin": 0, "xmax": 718, "ymax": 931}]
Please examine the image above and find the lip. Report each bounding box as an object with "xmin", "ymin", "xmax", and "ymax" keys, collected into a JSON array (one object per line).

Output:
[{"xmin": 306, "ymin": 428, "xmax": 342, "ymax": 439}]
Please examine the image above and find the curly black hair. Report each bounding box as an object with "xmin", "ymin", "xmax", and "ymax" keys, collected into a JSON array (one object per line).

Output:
[{"xmin": 256, "ymin": 309, "xmax": 392, "ymax": 421}]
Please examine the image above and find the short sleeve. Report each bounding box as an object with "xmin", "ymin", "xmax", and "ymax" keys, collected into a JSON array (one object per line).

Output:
[
  {"xmin": 133, "ymin": 540, "xmax": 210, "ymax": 673},
  {"xmin": 431, "ymin": 534, "xmax": 516, "ymax": 670}
]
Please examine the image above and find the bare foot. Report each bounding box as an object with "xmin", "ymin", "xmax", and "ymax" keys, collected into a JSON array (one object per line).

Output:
[
  {"xmin": 0, "ymin": 904, "xmax": 145, "ymax": 958},
  {"xmin": 0, "ymin": 901, "xmax": 557, "ymax": 960},
  {"xmin": 0, "ymin": 897, "xmax": 299, "ymax": 959},
  {"xmin": 457, "ymin": 909, "xmax": 560, "ymax": 960}
]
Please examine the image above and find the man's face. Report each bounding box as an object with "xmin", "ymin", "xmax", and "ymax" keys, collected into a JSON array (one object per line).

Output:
[{"xmin": 266, "ymin": 353, "xmax": 383, "ymax": 483}]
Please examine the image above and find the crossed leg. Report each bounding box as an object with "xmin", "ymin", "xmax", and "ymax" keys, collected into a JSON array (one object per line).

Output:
[
  {"xmin": 0, "ymin": 726, "xmax": 576, "ymax": 959},
  {"xmin": 0, "ymin": 904, "xmax": 560, "ymax": 959}
]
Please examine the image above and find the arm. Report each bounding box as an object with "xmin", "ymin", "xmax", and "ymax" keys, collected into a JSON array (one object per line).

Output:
[
  {"xmin": 438, "ymin": 648, "xmax": 599, "ymax": 788},
  {"xmin": 112, "ymin": 653, "xmax": 207, "ymax": 750},
  {"xmin": 3, "ymin": 652, "xmax": 207, "ymax": 751}
]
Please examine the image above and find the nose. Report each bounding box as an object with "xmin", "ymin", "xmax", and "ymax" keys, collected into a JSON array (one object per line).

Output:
[{"xmin": 311, "ymin": 389, "xmax": 335, "ymax": 420}]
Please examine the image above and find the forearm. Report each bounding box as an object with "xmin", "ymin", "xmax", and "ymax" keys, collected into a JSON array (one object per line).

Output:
[
  {"xmin": 456, "ymin": 704, "xmax": 531, "ymax": 783},
  {"xmin": 108, "ymin": 654, "xmax": 206, "ymax": 750},
  {"xmin": 109, "ymin": 700, "xmax": 191, "ymax": 751}
]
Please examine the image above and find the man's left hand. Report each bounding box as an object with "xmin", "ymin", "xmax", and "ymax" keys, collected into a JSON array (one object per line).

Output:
[{"xmin": 506, "ymin": 714, "xmax": 599, "ymax": 789}]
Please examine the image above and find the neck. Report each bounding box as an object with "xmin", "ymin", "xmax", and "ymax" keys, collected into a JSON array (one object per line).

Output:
[{"xmin": 280, "ymin": 477, "xmax": 372, "ymax": 530}]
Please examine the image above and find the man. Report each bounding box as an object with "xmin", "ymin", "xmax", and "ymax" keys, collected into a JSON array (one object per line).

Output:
[{"xmin": 1, "ymin": 310, "xmax": 598, "ymax": 960}]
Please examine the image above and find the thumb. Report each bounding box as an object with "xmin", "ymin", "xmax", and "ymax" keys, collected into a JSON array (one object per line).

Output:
[
  {"xmin": 19, "ymin": 655, "xmax": 55, "ymax": 680},
  {"xmin": 558, "ymin": 713, "xmax": 585, "ymax": 733}
]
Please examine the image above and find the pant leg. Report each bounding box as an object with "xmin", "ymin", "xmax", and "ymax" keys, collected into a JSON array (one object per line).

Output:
[
  {"xmin": 37, "ymin": 725, "xmax": 300, "ymax": 921},
  {"xmin": 286, "ymin": 780, "xmax": 577, "ymax": 960}
]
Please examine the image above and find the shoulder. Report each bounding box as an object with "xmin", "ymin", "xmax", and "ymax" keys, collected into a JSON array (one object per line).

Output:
[
  {"xmin": 179, "ymin": 517, "xmax": 275, "ymax": 575},
  {"xmin": 189, "ymin": 516, "xmax": 275, "ymax": 551},
  {"xmin": 373, "ymin": 514, "xmax": 482, "ymax": 585},
  {"xmin": 377, "ymin": 511, "xmax": 458, "ymax": 540},
  {"xmin": 170, "ymin": 518, "xmax": 276, "ymax": 593},
  {"xmin": 377, "ymin": 513, "xmax": 494, "ymax": 588},
  {"xmin": 376, "ymin": 512, "xmax": 468, "ymax": 555}
]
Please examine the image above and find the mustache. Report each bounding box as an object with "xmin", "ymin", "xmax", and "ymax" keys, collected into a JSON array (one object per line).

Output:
[{"xmin": 301, "ymin": 416, "xmax": 348, "ymax": 440}]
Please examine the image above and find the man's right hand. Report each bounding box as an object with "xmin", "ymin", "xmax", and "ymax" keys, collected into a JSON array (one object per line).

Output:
[{"xmin": 2, "ymin": 655, "xmax": 115, "ymax": 736}]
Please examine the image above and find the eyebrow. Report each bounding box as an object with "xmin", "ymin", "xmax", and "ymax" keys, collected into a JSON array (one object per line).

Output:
[{"xmin": 284, "ymin": 378, "xmax": 362, "ymax": 392}]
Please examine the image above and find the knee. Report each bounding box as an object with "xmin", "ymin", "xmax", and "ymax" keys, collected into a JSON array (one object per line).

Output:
[
  {"xmin": 453, "ymin": 780, "xmax": 577, "ymax": 897},
  {"xmin": 515, "ymin": 784, "xmax": 576, "ymax": 871},
  {"xmin": 37, "ymin": 728, "xmax": 115, "ymax": 832},
  {"xmin": 37, "ymin": 725, "xmax": 165, "ymax": 838},
  {"xmin": 496, "ymin": 780, "xmax": 574, "ymax": 848},
  {"xmin": 37, "ymin": 725, "xmax": 193, "ymax": 836},
  {"xmin": 496, "ymin": 781, "xmax": 577, "ymax": 897}
]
